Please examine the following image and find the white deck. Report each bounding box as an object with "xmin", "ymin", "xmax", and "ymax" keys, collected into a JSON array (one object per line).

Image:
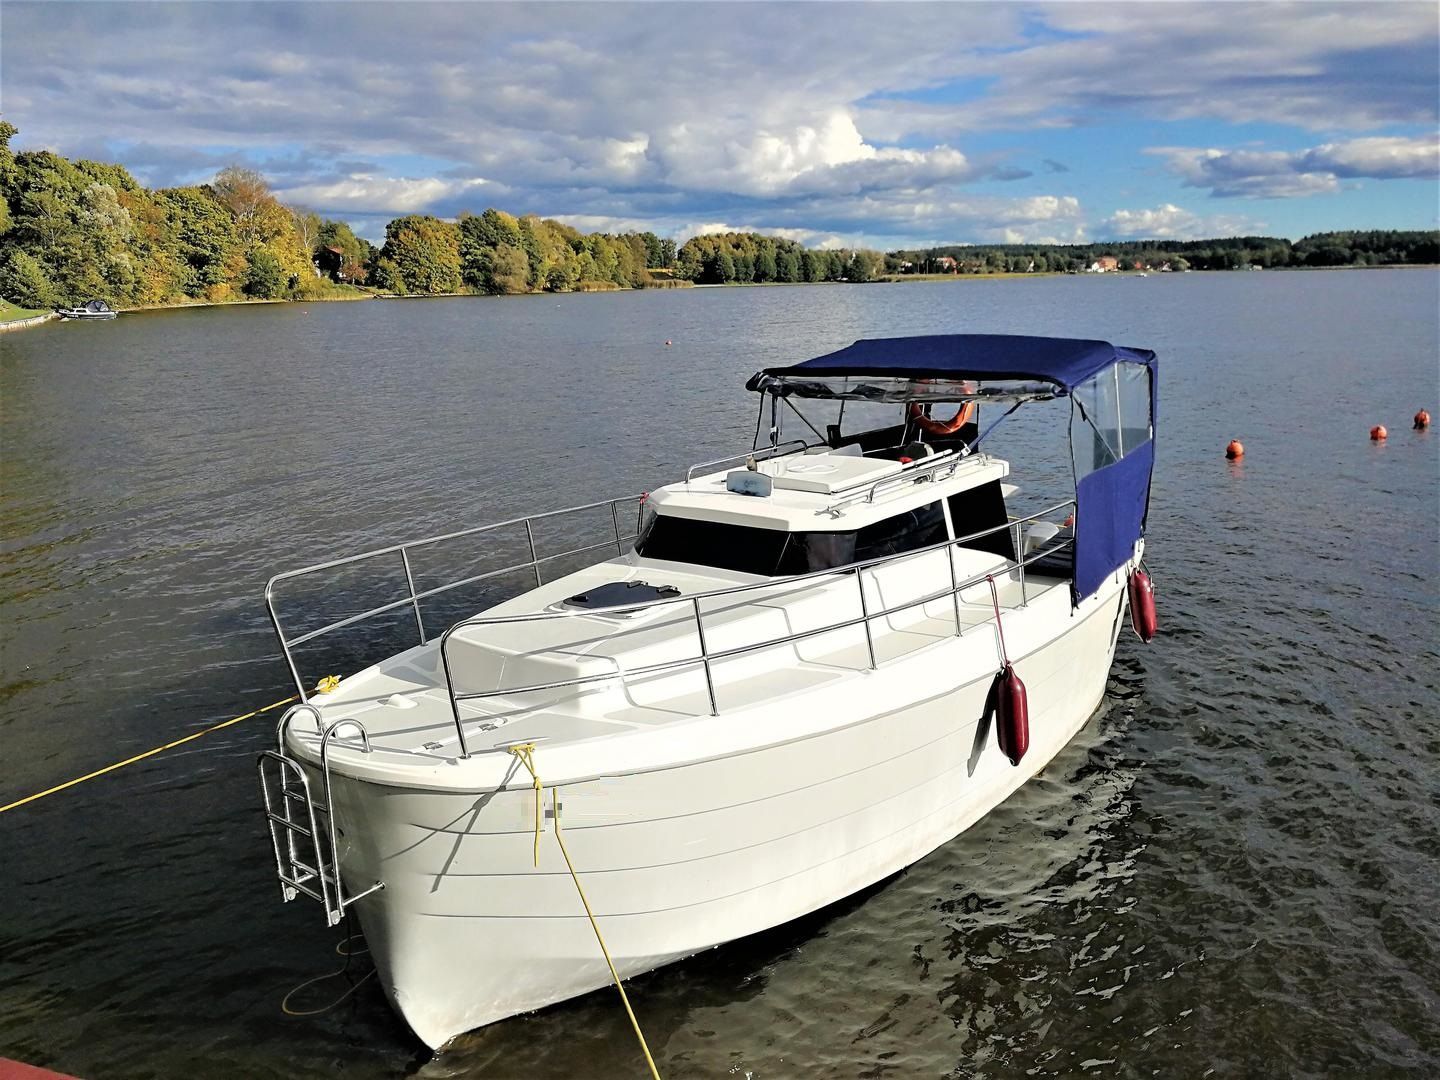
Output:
[{"xmin": 293, "ymin": 553, "xmax": 1061, "ymax": 771}]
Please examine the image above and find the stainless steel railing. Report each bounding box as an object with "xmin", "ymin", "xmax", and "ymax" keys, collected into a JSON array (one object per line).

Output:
[
  {"xmin": 684, "ymin": 439, "xmax": 810, "ymax": 484},
  {"xmin": 436, "ymin": 499, "xmax": 1076, "ymax": 757},
  {"xmin": 266, "ymin": 494, "xmax": 645, "ymax": 702}
]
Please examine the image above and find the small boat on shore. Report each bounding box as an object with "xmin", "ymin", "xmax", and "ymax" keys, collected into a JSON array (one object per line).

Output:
[
  {"xmin": 254, "ymin": 333, "xmax": 1159, "ymax": 1049},
  {"xmin": 57, "ymin": 299, "xmax": 117, "ymax": 320}
]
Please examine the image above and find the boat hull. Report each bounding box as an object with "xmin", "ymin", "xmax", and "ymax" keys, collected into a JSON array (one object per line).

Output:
[{"xmin": 329, "ymin": 579, "xmax": 1128, "ymax": 1049}]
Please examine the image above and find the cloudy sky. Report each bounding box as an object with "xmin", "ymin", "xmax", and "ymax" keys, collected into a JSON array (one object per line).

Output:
[{"xmin": 4, "ymin": 1, "xmax": 1437, "ymax": 248}]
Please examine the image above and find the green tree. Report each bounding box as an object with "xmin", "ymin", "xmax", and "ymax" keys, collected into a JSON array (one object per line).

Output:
[
  {"xmin": 714, "ymin": 250, "xmax": 736, "ymax": 283},
  {"xmin": 754, "ymin": 247, "xmax": 777, "ymax": 282},
  {"xmin": 0, "ymin": 248, "xmax": 56, "ymax": 307},
  {"xmin": 380, "ymin": 215, "xmax": 461, "ymax": 294},
  {"xmin": 848, "ymin": 249, "xmax": 883, "ymax": 283},
  {"xmin": 159, "ymin": 186, "xmax": 241, "ymax": 298},
  {"xmin": 488, "ymin": 243, "xmax": 530, "ymax": 294},
  {"xmin": 243, "ymin": 248, "xmax": 287, "ymax": 298},
  {"xmin": 0, "ymin": 120, "xmax": 16, "ymax": 235},
  {"xmin": 800, "ymin": 249, "xmax": 825, "ymax": 282}
]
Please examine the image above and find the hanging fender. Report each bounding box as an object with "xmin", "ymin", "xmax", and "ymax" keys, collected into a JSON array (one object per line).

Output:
[
  {"xmin": 908, "ymin": 401, "xmax": 975, "ymax": 436},
  {"xmin": 994, "ymin": 663, "xmax": 1029, "ymax": 767},
  {"xmin": 1128, "ymin": 569, "xmax": 1157, "ymax": 642}
]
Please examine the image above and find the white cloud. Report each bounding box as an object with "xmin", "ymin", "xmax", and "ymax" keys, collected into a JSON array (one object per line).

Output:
[
  {"xmin": 674, "ymin": 221, "xmax": 853, "ymax": 249},
  {"xmin": 1102, "ymin": 203, "xmax": 1264, "ymax": 239},
  {"xmin": 1303, "ymin": 135, "xmax": 1439, "ymax": 179},
  {"xmin": 1150, "ymin": 133, "xmax": 1438, "ymax": 198},
  {"xmin": 3, "ymin": 2, "xmax": 1435, "ymax": 245},
  {"xmin": 275, "ymin": 174, "xmax": 489, "ymax": 214}
]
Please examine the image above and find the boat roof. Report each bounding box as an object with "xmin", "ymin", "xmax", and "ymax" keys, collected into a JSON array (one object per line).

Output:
[
  {"xmin": 650, "ymin": 447, "xmax": 1010, "ymax": 531},
  {"xmin": 753, "ymin": 333, "xmax": 1156, "ymax": 394}
]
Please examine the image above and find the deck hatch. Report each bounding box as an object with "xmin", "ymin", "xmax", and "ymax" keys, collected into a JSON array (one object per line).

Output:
[{"xmin": 563, "ymin": 580, "xmax": 681, "ymax": 610}]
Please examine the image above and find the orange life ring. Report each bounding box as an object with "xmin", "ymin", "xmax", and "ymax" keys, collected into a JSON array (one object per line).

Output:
[{"xmin": 909, "ymin": 401, "xmax": 975, "ymax": 436}]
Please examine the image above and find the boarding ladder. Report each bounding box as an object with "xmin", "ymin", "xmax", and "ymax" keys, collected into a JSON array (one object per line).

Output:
[{"xmin": 257, "ymin": 704, "xmax": 383, "ymax": 926}]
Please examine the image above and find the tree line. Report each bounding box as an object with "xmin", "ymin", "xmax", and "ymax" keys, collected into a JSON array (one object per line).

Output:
[
  {"xmin": 676, "ymin": 232, "xmax": 887, "ymax": 284},
  {"xmin": 1, "ymin": 122, "xmax": 1435, "ymax": 311},
  {"xmin": 887, "ymin": 231, "xmax": 1440, "ymax": 275},
  {"xmin": 0, "ymin": 123, "xmax": 684, "ymax": 308}
]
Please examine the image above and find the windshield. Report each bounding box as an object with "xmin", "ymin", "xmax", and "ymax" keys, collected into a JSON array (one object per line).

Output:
[{"xmin": 635, "ymin": 504, "xmax": 947, "ymax": 577}]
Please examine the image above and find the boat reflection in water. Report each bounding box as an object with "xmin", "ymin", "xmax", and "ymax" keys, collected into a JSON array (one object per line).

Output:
[{"xmin": 253, "ymin": 333, "xmax": 1159, "ymax": 1049}]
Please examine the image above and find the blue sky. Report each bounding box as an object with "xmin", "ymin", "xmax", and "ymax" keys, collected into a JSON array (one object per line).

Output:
[{"xmin": 4, "ymin": 2, "xmax": 1437, "ymax": 248}]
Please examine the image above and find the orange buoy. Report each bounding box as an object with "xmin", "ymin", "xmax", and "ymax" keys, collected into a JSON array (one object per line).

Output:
[
  {"xmin": 1062, "ymin": 513, "xmax": 1075, "ymax": 528},
  {"xmin": 1129, "ymin": 569, "xmax": 1157, "ymax": 642},
  {"xmin": 1225, "ymin": 439, "xmax": 1244, "ymax": 459},
  {"xmin": 1371, "ymin": 425, "xmax": 1387, "ymax": 441},
  {"xmin": 1416, "ymin": 410, "xmax": 1431, "ymax": 430}
]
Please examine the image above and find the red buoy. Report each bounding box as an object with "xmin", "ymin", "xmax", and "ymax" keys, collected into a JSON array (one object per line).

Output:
[
  {"xmin": 1416, "ymin": 410, "xmax": 1431, "ymax": 430},
  {"xmin": 994, "ymin": 663, "xmax": 1029, "ymax": 767},
  {"xmin": 1225, "ymin": 439, "xmax": 1244, "ymax": 459},
  {"xmin": 1129, "ymin": 569, "xmax": 1157, "ymax": 642},
  {"xmin": 1371, "ymin": 424, "xmax": 1387, "ymax": 441}
]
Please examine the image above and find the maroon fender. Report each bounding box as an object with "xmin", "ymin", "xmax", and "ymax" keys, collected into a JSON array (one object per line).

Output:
[
  {"xmin": 1129, "ymin": 570, "xmax": 1157, "ymax": 643},
  {"xmin": 994, "ymin": 663, "xmax": 1029, "ymax": 767}
]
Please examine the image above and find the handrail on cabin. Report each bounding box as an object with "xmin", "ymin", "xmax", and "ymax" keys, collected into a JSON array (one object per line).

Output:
[{"xmin": 684, "ymin": 440, "xmax": 810, "ymax": 484}]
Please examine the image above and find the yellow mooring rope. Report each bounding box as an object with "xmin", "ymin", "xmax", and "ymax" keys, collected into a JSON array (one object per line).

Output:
[
  {"xmin": 0, "ymin": 678, "xmax": 338, "ymax": 815},
  {"xmin": 507, "ymin": 743, "xmax": 663, "ymax": 1080}
]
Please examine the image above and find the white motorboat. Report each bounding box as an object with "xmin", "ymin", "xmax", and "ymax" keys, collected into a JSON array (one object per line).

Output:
[
  {"xmin": 56, "ymin": 299, "xmax": 118, "ymax": 320},
  {"xmin": 255, "ymin": 333, "xmax": 1159, "ymax": 1050}
]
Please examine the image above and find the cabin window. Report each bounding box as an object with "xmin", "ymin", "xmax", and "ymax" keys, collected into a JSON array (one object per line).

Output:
[
  {"xmin": 851, "ymin": 501, "xmax": 947, "ymax": 562},
  {"xmin": 636, "ymin": 501, "xmax": 948, "ymax": 577},
  {"xmin": 946, "ymin": 480, "xmax": 1015, "ymax": 561},
  {"xmin": 634, "ymin": 516, "xmax": 791, "ymax": 577}
]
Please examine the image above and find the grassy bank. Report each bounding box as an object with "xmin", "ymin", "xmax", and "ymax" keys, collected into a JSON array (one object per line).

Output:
[
  {"xmin": 1, "ymin": 299, "xmax": 50, "ymax": 324},
  {"xmin": 116, "ymin": 285, "xmax": 378, "ymax": 314}
]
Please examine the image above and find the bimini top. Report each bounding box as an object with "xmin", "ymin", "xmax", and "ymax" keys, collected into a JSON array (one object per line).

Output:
[{"xmin": 753, "ymin": 333, "xmax": 1156, "ymax": 395}]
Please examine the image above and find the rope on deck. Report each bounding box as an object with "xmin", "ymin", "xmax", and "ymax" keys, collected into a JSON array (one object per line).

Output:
[{"xmin": 508, "ymin": 743, "xmax": 663, "ymax": 1080}]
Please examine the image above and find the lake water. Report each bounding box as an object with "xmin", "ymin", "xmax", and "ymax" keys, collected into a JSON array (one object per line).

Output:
[{"xmin": 2, "ymin": 270, "xmax": 1437, "ymax": 1079}]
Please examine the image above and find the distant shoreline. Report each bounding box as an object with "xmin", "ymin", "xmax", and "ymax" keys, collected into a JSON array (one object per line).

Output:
[{"xmin": 9, "ymin": 262, "xmax": 1434, "ymax": 331}]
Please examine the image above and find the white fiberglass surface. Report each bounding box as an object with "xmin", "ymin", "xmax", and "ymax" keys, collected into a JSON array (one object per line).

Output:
[{"xmin": 293, "ymin": 544, "xmax": 1070, "ymax": 772}]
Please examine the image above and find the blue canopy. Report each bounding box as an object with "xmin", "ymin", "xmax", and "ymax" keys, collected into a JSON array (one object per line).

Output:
[
  {"xmin": 760, "ymin": 333, "xmax": 1155, "ymax": 392},
  {"xmin": 758, "ymin": 333, "xmax": 1158, "ymax": 607}
]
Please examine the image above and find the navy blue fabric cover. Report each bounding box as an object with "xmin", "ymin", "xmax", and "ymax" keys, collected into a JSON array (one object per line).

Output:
[
  {"xmin": 764, "ymin": 334, "xmax": 1156, "ymax": 391},
  {"xmin": 1073, "ymin": 433, "xmax": 1154, "ymax": 604}
]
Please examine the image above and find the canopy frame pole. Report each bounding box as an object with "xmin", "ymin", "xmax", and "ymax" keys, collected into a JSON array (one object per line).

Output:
[
  {"xmin": 964, "ymin": 401, "xmax": 1025, "ymax": 455},
  {"xmin": 780, "ymin": 396, "xmax": 827, "ymax": 445}
]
